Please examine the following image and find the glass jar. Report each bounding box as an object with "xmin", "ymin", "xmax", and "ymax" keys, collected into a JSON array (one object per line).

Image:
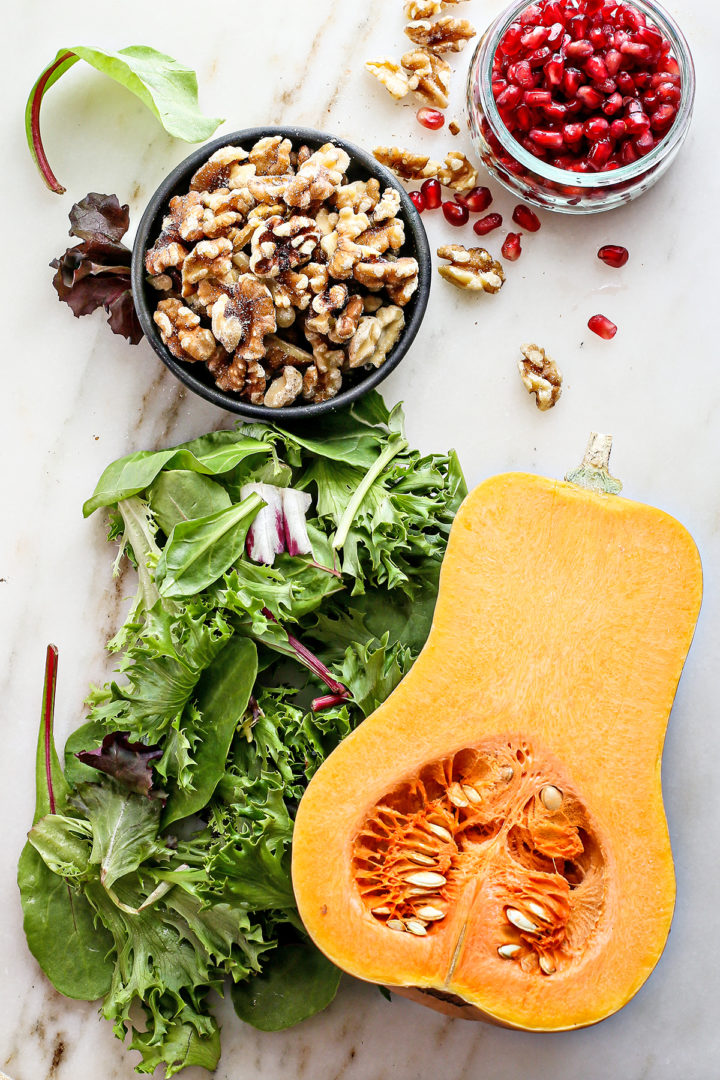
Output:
[{"xmin": 466, "ymin": 0, "xmax": 695, "ymax": 213}]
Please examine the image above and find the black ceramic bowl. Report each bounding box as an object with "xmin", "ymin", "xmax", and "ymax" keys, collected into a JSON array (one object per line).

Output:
[{"xmin": 131, "ymin": 126, "xmax": 431, "ymax": 420}]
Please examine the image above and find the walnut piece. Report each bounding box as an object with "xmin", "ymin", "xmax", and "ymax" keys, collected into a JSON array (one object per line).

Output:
[
  {"xmin": 211, "ymin": 275, "xmax": 276, "ymax": 359},
  {"xmin": 333, "ymin": 179, "xmax": 381, "ymax": 215},
  {"xmin": 284, "ymin": 143, "xmax": 350, "ymax": 210},
  {"xmin": 190, "ymin": 146, "xmax": 250, "ymax": 192},
  {"xmin": 347, "ymin": 305, "xmax": 405, "ymax": 369},
  {"xmin": 248, "ymin": 136, "xmax": 293, "ymax": 176},
  {"xmin": 373, "ymin": 146, "xmax": 441, "ymax": 182},
  {"xmin": 307, "ymin": 289, "xmax": 364, "ymax": 343},
  {"xmin": 436, "ymin": 245, "xmax": 505, "ymax": 293},
  {"xmin": 405, "ymin": 16, "xmax": 477, "ymax": 53},
  {"xmin": 249, "ymin": 215, "xmax": 321, "ymax": 277},
  {"xmin": 401, "ymin": 49, "xmax": 451, "ymax": 108},
  {"xmin": 518, "ymin": 344, "xmax": 563, "ymax": 411},
  {"xmin": 264, "ymin": 365, "xmax": 304, "ymax": 407},
  {"xmin": 405, "ymin": 0, "xmax": 465, "ymax": 15},
  {"xmin": 365, "ymin": 58, "xmax": 418, "ymax": 100},
  {"xmin": 354, "ymin": 257, "xmax": 419, "ymax": 306},
  {"xmin": 153, "ymin": 299, "xmax": 221, "ymax": 364},
  {"xmin": 181, "ymin": 238, "xmax": 234, "ymax": 297},
  {"xmin": 302, "ymin": 365, "xmax": 343, "ymax": 402},
  {"xmin": 438, "ymin": 151, "xmax": 478, "ymax": 191},
  {"xmin": 449, "ymin": 119, "xmax": 461, "ymax": 135}
]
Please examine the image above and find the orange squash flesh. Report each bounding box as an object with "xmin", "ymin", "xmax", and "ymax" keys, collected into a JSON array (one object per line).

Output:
[{"xmin": 292, "ymin": 472, "xmax": 702, "ymax": 1030}]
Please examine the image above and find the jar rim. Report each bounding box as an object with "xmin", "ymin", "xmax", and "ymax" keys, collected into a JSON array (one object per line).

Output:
[{"xmin": 469, "ymin": 0, "xmax": 696, "ymax": 189}]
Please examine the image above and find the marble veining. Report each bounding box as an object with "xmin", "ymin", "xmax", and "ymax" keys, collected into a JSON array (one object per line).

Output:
[{"xmin": 1, "ymin": 1, "xmax": 718, "ymax": 1077}]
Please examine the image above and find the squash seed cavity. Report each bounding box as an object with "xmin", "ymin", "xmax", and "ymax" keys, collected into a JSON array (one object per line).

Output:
[{"xmin": 352, "ymin": 735, "xmax": 607, "ymax": 978}]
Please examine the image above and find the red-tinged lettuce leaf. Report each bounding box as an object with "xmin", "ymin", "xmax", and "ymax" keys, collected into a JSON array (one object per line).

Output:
[
  {"xmin": 50, "ymin": 193, "xmax": 143, "ymax": 344},
  {"xmin": 76, "ymin": 732, "xmax": 165, "ymax": 798}
]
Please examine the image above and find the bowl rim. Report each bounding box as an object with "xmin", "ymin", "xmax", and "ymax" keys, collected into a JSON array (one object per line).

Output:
[{"xmin": 131, "ymin": 125, "xmax": 431, "ymax": 421}]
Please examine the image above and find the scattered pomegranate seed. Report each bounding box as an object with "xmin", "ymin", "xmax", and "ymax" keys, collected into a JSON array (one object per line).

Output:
[
  {"xmin": 416, "ymin": 107, "xmax": 445, "ymax": 130},
  {"xmin": 409, "ymin": 190, "xmax": 426, "ymax": 213},
  {"xmin": 455, "ymin": 186, "xmax": 493, "ymax": 213},
  {"xmin": 502, "ymin": 232, "xmax": 523, "ymax": 260},
  {"xmin": 473, "ymin": 213, "xmax": 503, "ymax": 235},
  {"xmin": 420, "ymin": 177, "xmax": 442, "ymax": 210},
  {"xmin": 512, "ymin": 204, "xmax": 541, "ymax": 231},
  {"xmin": 442, "ymin": 200, "xmax": 470, "ymax": 226},
  {"xmin": 598, "ymin": 244, "xmax": 629, "ymax": 268},
  {"xmin": 588, "ymin": 313, "xmax": 617, "ymax": 339},
  {"xmin": 486, "ymin": 0, "xmax": 682, "ymax": 174}
]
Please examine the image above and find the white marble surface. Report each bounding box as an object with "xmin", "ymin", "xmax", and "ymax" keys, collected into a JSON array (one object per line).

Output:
[{"xmin": 1, "ymin": 0, "xmax": 719, "ymax": 1077}]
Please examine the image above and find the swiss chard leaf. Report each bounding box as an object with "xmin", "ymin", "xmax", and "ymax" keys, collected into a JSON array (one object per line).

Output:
[
  {"xmin": 231, "ymin": 942, "xmax": 341, "ymax": 1031},
  {"xmin": 162, "ymin": 636, "xmax": 258, "ymax": 826},
  {"xmin": 27, "ymin": 45, "xmax": 223, "ymax": 193}
]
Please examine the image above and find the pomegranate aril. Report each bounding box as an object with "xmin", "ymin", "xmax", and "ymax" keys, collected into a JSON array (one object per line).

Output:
[
  {"xmin": 497, "ymin": 84, "xmax": 524, "ymax": 109},
  {"xmin": 473, "ymin": 213, "xmax": 503, "ymax": 236},
  {"xmin": 420, "ymin": 177, "xmax": 442, "ymax": 210},
  {"xmin": 416, "ymin": 107, "xmax": 445, "ymax": 130},
  {"xmin": 442, "ymin": 201, "xmax": 469, "ymax": 226},
  {"xmin": 542, "ymin": 1, "xmax": 564, "ymax": 25},
  {"xmin": 409, "ymin": 190, "xmax": 427, "ymax": 214},
  {"xmin": 616, "ymin": 71, "xmax": 636, "ymax": 94},
  {"xmin": 530, "ymin": 128, "xmax": 564, "ymax": 149},
  {"xmin": 620, "ymin": 41, "xmax": 651, "ymax": 61},
  {"xmin": 585, "ymin": 55, "xmax": 608, "ymax": 82},
  {"xmin": 521, "ymin": 25, "xmax": 549, "ymax": 48},
  {"xmin": 520, "ymin": 4, "xmax": 543, "ymax": 26},
  {"xmin": 585, "ymin": 116, "xmax": 610, "ymax": 140},
  {"xmin": 610, "ymin": 118, "xmax": 627, "ymax": 139},
  {"xmin": 512, "ymin": 204, "xmax": 541, "ymax": 231},
  {"xmin": 570, "ymin": 16, "xmax": 590, "ymax": 40},
  {"xmin": 603, "ymin": 92, "xmax": 624, "ymax": 115},
  {"xmin": 508, "ymin": 60, "xmax": 535, "ymax": 87},
  {"xmin": 620, "ymin": 140, "xmax": 638, "ymax": 165},
  {"xmin": 502, "ymin": 232, "xmax": 523, "ymax": 261},
  {"xmin": 637, "ymin": 25, "xmax": 663, "ymax": 50},
  {"xmin": 563, "ymin": 122, "xmax": 585, "ymax": 144},
  {"xmin": 634, "ymin": 129, "xmax": 655, "ymax": 155},
  {"xmin": 605, "ymin": 48, "xmax": 623, "ymax": 75},
  {"xmin": 524, "ymin": 89, "xmax": 553, "ymax": 105},
  {"xmin": 624, "ymin": 110, "xmax": 650, "ymax": 134},
  {"xmin": 455, "ymin": 186, "xmax": 492, "ymax": 213},
  {"xmin": 562, "ymin": 68, "xmax": 583, "ymax": 96},
  {"xmin": 515, "ymin": 104, "xmax": 533, "ymax": 131},
  {"xmin": 565, "ymin": 39, "xmax": 594, "ymax": 60},
  {"xmin": 543, "ymin": 101, "xmax": 568, "ymax": 121},
  {"xmin": 587, "ymin": 137, "xmax": 612, "ymax": 167},
  {"xmin": 544, "ymin": 55, "xmax": 565, "ymax": 86},
  {"xmin": 576, "ymin": 85, "xmax": 604, "ymax": 109},
  {"xmin": 598, "ymin": 244, "xmax": 629, "ymax": 268},
  {"xmin": 651, "ymin": 104, "xmax": 676, "ymax": 130},
  {"xmin": 547, "ymin": 22, "xmax": 565, "ymax": 47},
  {"xmin": 588, "ymin": 314, "xmax": 617, "ymax": 339},
  {"xmin": 527, "ymin": 47, "xmax": 552, "ymax": 67},
  {"xmin": 501, "ymin": 23, "xmax": 524, "ymax": 56}
]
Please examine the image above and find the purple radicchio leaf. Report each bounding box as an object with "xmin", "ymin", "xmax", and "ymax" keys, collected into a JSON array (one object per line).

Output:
[
  {"xmin": 241, "ymin": 483, "xmax": 313, "ymax": 565},
  {"xmin": 50, "ymin": 193, "xmax": 143, "ymax": 344},
  {"xmin": 281, "ymin": 488, "xmax": 312, "ymax": 556},
  {"xmin": 241, "ymin": 483, "xmax": 286, "ymax": 565},
  {"xmin": 76, "ymin": 732, "xmax": 165, "ymax": 799}
]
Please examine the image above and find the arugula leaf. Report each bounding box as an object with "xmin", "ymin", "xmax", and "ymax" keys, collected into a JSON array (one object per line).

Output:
[
  {"xmin": 27, "ymin": 45, "xmax": 223, "ymax": 193},
  {"xmin": 231, "ymin": 942, "xmax": 341, "ymax": 1031}
]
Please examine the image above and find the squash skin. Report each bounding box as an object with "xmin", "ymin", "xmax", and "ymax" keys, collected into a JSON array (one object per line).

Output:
[{"xmin": 292, "ymin": 473, "xmax": 702, "ymax": 1031}]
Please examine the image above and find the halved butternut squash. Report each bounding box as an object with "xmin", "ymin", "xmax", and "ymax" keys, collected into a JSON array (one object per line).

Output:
[{"xmin": 292, "ymin": 438, "xmax": 702, "ymax": 1030}]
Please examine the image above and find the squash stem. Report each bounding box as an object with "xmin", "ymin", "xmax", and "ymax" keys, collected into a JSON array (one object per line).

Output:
[{"xmin": 565, "ymin": 432, "xmax": 623, "ymax": 495}]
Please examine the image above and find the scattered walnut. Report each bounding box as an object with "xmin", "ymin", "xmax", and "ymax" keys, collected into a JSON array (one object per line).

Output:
[
  {"xmin": 249, "ymin": 215, "xmax": 321, "ymax": 278},
  {"xmin": 436, "ymin": 244, "xmax": 505, "ymax": 292},
  {"xmin": 365, "ymin": 57, "xmax": 418, "ymax": 100},
  {"xmin": 264, "ymin": 365, "xmax": 304, "ymax": 407},
  {"xmin": 518, "ymin": 344, "xmax": 562, "ymax": 411},
  {"xmin": 405, "ymin": 16, "xmax": 477, "ymax": 53},
  {"xmin": 401, "ymin": 49, "xmax": 451, "ymax": 108},
  {"xmin": 211, "ymin": 275, "xmax": 276, "ymax": 359},
  {"xmin": 404, "ymin": 0, "xmax": 442, "ymax": 17},
  {"xmin": 438, "ymin": 151, "xmax": 478, "ymax": 191},
  {"xmin": 154, "ymin": 298, "xmax": 221, "ymax": 364},
  {"xmin": 284, "ymin": 143, "xmax": 350, "ymax": 210},
  {"xmin": 190, "ymin": 146, "xmax": 250, "ymax": 192},
  {"xmin": 181, "ymin": 237, "xmax": 234, "ymax": 296},
  {"xmin": 373, "ymin": 146, "xmax": 441, "ymax": 182},
  {"xmin": 248, "ymin": 136, "xmax": 293, "ymax": 176},
  {"xmin": 449, "ymin": 119, "xmax": 461, "ymax": 135}
]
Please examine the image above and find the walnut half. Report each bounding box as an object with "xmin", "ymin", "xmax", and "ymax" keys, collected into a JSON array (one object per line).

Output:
[
  {"xmin": 518, "ymin": 344, "xmax": 563, "ymax": 411},
  {"xmin": 437, "ymin": 245, "xmax": 505, "ymax": 293}
]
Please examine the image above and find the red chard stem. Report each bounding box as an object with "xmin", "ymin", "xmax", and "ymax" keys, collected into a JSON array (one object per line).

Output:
[
  {"xmin": 261, "ymin": 607, "xmax": 349, "ymax": 698},
  {"xmin": 43, "ymin": 644, "xmax": 60, "ymax": 813},
  {"xmin": 31, "ymin": 52, "xmax": 75, "ymax": 194}
]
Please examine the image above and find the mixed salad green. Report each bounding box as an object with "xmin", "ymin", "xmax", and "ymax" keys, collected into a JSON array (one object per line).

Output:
[{"xmin": 18, "ymin": 393, "xmax": 465, "ymax": 1076}]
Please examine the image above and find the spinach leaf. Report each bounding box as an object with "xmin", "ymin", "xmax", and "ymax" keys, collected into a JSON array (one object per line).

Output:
[
  {"xmin": 149, "ymin": 470, "xmax": 231, "ymax": 535},
  {"xmin": 28, "ymin": 815, "xmax": 93, "ymax": 879},
  {"xmin": 83, "ymin": 434, "xmax": 269, "ymax": 516},
  {"xmin": 162, "ymin": 637, "xmax": 258, "ymax": 826},
  {"xmin": 27, "ymin": 45, "xmax": 223, "ymax": 193},
  {"xmin": 231, "ymin": 942, "xmax": 341, "ymax": 1031},
  {"xmin": 18, "ymin": 646, "xmax": 113, "ymax": 1000},
  {"xmin": 157, "ymin": 494, "xmax": 264, "ymax": 598}
]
